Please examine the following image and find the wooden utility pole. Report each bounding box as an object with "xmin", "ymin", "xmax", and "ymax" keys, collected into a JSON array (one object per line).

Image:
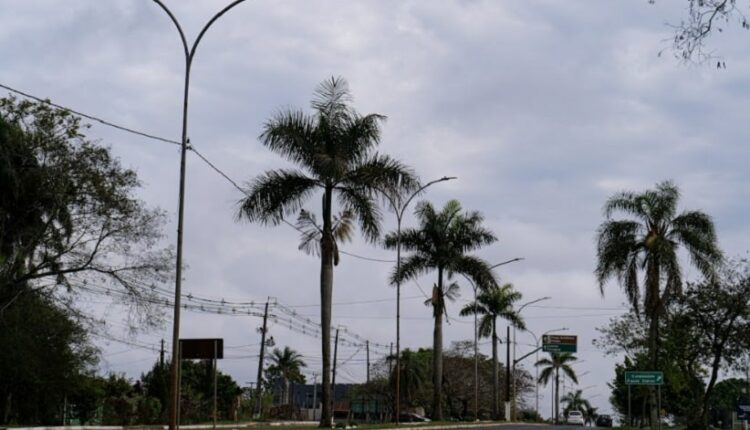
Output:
[
  {"xmin": 506, "ymin": 325, "xmax": 511, "ymax": 421},
  {"xmin": 254, "ymin": 300, "xmax": 270, "ymax": 417},
  {"xmin": 331, "ymin": 327, "xmax": 340, "ymax": 419},
  {"xmin": 366, "ymin": 340, "xmax": 370, "ymax": 383},
  {"xmin": 161, "ymin": 339, "xmax": 165, "ymax": 367}
]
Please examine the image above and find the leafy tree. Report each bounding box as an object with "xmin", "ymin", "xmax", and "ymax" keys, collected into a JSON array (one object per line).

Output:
[
  {"xmin": 177, "ymin": 360, "xmax": 241, "ymax": 424},
  {"xmin": 708, "ymin": 378, "xmax": 747, "ymax": 428},
  {"xmin": 668, "ymin": 260, "xmax": 750, "ymax": 429},
  {"xmin": 0, "ymin": 96, "xmax": 172, "ymax": 327},
  {"xmin": 536, "ymin": 352, "xmax": 578, "ymax": 424},
  {"xmin": 267, "ymin": 346, "xmax": 307, "ymax": 405},
  {"xmin": 0, "ymin": 288, "xmax": 98, "ymax": 425},
  {"xmin": 385, "ymin": 200, "xmax": 497, "ymax": 420},
  {"xmin": 237, "ymin": 77, "xmax": 417, "ymax": 426},
  {"xmin": 395, "ymin": 348, "xmax": 431, "ymax": 409},
  {"xmin": 459, "ymin": 283, "xmax": 524, "ymax": 419},
  {"xmin": 595, "ymin": 180, "xmax": 721, "ymax": 428}
]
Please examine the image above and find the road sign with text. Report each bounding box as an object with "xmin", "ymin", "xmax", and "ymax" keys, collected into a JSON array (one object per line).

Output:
[
  {"xmin": 625, "ymin": 371, "xmax": 663, "ymax": 385},
  {"xmin": 542, "ymin": 334, "xmax": 577, "ymax": 353}
]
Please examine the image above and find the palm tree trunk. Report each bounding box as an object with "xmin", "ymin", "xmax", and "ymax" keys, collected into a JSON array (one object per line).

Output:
[
  {"xmin": 646, "ymin": 263, "xmax": 660, "ymax": 430},
  {"xmin": 554, "ymin": 368, "xmax": 559, "ymax": 424},
  {"xmin": 492, "ymin": 317, "xmax": 498, "ymax": 420},
  {"xmin": 432, "ymin": 268, "xmax": 444, "ymax": 421},
  {"xmin": 319, "ymin": 186, "xmax": 334, "ymax": 427}
]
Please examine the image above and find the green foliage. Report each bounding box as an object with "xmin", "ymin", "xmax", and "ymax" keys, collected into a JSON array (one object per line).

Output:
[
  {"xmin": 0, "ymin": 288, "xmax": 98, "ymax": 425},
  {"xmin": 267, "ymin": 346, "xmax": 306, "ymax": 408},
  {"xmin": 0, "ymin": 96, "xmax": 172, "ymax": 329},
  {"xmin": 384, "ymin": 199, "xmax": 498, "ymax": 420},
  {"xmin": 708, "ymin": 378, "xmax": 748, "ymax": 428}
]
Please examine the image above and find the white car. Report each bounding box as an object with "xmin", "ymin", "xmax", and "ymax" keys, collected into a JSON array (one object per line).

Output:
[{"xmin": 566, "ymin": 410, "xmax": 585, "ymax": 426}]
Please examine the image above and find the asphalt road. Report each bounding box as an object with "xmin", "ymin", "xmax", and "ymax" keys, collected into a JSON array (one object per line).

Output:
[{"xmin": 449, "ymin": 426, "xmax": 579, "ymax": 430}]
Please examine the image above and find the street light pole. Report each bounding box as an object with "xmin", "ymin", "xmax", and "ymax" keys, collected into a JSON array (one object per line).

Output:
[
  {"xmin": 383, "ymin": 176, "xmax": 455, "ymax": 423},
  {"xmin": 464, "ymin": 258, "xmax": 523, "ymax": 421},
  {"xmin": 528, "ymin": 327, "xmax": 568, "ymax": 419},
  {"xmin": 150, "ymin": 3, "xmax": 248, "ymax": 430},
  {"xmin": 511, "ymin": 296, "xmax": 550, "ymax": 420}
]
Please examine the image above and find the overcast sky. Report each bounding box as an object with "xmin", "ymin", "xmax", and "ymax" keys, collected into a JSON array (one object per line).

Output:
[{"xmin": 3, "ymin": 0, "xmax": 750, "ymax": 418}]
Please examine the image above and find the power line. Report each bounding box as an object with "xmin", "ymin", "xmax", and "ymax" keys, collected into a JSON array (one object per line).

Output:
[
  {"xmin": 1, "ymin": 81, "xmax": 398, "ymax": 266},
  {"xmin": 0, "ymin": 82, "xmax": 181, "ymax": 146}
]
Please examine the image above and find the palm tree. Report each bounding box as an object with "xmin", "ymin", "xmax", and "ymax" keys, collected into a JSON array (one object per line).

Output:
[
  {"xmin": 384, "ymin": 200, "xmax": 497, "ymax": 420},
  {"xmin": 561, "ymin": 389, "xmax": 590, "ymax": 419},
  {"xmin": 595, "ymin": 180, "xmax": 721, "ymax": 428},
  {"xmin": 581, "ymin": 403, "xmax": 598, "ymax": 427},
  {"xmin": 459, "ymin": 283, "xmax": 525, "ymax": 419},
  {"xmin": 535, "ymin": 352, "xmax": 578, "ymax": 424},
  {"xmin": 237, "ymin": 77, "xmax": 418, "ymax": 426},
  {"xmin": 267, "ymin": 346, "xmax": 307, "ymax": 406}
]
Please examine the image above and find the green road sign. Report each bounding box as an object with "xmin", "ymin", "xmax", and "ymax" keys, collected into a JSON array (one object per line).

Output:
[
  {"xmin": 542, "ymin": 334, "xmax": 577, "ymax": 353},
  {"xmin": 625, "ymin": 371, "xmax": 663, "ymax": 385}
]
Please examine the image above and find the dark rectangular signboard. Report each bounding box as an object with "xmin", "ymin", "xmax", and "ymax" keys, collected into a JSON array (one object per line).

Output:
[
  {"xmin": 542, "ymin": 334, "xmax": 577, "ymax": 353},
  {"xmin": 180, "ymin": 338, "xmax": 223, "ymax": 359}
]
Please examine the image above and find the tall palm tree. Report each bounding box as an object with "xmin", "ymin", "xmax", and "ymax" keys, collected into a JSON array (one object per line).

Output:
[
  {"xmin": 237, "ymin": 77, "xmax": 418, "ymax": 426},
  {"xmin": 384, "ymin": 200, "xmax": 497, "ymax": 420},
  {"xmin": 267, "ymin": 346, "xmax": 307, "ymax": 405},
  {"xmin": 595, "ymin": 180, "xmax": 721, "ymax": 428},
  {"xmin": 535, "ymin": 352, "xmax": 578, "ymax": 424},
  {"xmin": 459, "ymin": 283, "xmax": 525, "ymax": 419}
]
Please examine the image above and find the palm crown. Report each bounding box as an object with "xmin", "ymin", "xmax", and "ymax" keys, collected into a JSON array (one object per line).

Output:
[
  {"xmin": 595, "ymin": 180, "xmax": 722, "ymax": 316},
  {"xmin": 459, "ymin": 283, "xmax": 525, "ymax": 335}
]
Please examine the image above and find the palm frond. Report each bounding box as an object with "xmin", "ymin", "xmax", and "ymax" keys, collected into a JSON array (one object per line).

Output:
[
  {"xmin": 259, "ymin": 109, "xmax": 318, "ymax": 170},
  {"xmin": 237, "ymin": 169, "xmax": 318, "ymax": 225},
  {"xmin": 296, "ymin": 210, "xmax": 322, "ymax": 257},
  {"xmin": 311, "ymin": 76, "xmax": 352, "ymax": 118},
  {"xmin": 670, "ymin": 210, "xmax": 723, "ymax": 280},
  {"xmin": 335, "ymin": 186, "xmax": 381, "ymax": 243},
  {"xmin": 391, "ymin": 254, "xmax": 431, "ymax": 285},
  {"xmin": 595, "ymin": 220, "xmax": 641, "ymax": 293},
  {"xmin": 341, "ymin": 153, "xmax": 419, "ymax": 197}
]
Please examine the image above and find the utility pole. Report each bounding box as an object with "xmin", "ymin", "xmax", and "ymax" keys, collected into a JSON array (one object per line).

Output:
[
  {"xmin": 389, "ymin": 342, "xmax": 394, "ymax": 375},
  {"xmin": 161, "ymin": 339, "xmax": 165, "ymax": 367},
  {"xmin": 312, "ymin": 373, "xmax": 319, "ymax": 422},
  {"xmin": 254, "ymin": 300, "xmax": 270, "ymax": 417},
  {"xmin": 366, "ymin": 340, "xmax": 370, "ymax": 383},
  {"xmin": 331, "ymin": 327, "xmax": 340, "ymax": 421},
  {"xmin": 506, "ymin": 325, "xmax": 511, "ymax": 421}
]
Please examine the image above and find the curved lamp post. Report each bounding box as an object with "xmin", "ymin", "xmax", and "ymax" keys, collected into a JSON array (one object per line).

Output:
[
  {"xmin": 382, "ymin": 175, "xmax": 455, "ymax": 423},
  {"xmin": 150, "ymin": 2, "xmax": 248, "ymax": 429},
  {"xmin": 528, "ymin": 327, "xmax": 568, "ymax": 418},
  {"xmin": 510, "ymin": 296, "xmax": 549, "ymax": 420},
  {"xmin": 461, "ymin": 257, "xmax": 523, "ymax": 420}
]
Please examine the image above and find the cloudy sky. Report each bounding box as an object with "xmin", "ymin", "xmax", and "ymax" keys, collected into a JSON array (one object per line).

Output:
[{"xmin": 3, "ymin": 0, "xmax": 750, "ymax": 418}]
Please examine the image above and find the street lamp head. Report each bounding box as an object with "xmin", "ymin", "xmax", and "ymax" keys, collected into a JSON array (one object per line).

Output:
[{"xmin": 440, "ymin": 176, "xmax": 458, "ymax": 181}]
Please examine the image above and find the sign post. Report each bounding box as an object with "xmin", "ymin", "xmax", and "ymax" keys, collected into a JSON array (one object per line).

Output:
[
  {"xmin": 625, "ymin": 371, "xmax": 664, "ymax": 429},
  {"xmin": 180, "ymin": 339, "xmax": 224, "ymax": 430},
  {"xmin": 542, "ymin": 335, "xmax": 577, "ymax": 353}
]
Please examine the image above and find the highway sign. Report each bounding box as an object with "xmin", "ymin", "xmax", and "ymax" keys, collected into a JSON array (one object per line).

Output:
[
  {"xmin": 542, "ymin": 334, "xmax": 577, "ymax": 353},
  {"xmin": 737, "ymin": 401, "xmax": 750, "ymax": 421},
  {"xmin": 625, "ymin": 371, "xmax": 663, "ymax": 385}
]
